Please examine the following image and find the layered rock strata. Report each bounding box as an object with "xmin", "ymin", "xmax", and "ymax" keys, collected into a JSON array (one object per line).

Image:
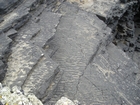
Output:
[{"xmin": 0, "ymin": 0, "xmax": 140, "ymax": 105}]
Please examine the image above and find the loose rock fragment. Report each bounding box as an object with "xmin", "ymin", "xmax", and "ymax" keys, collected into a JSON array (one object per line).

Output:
[{"xmin": 55, "ymin": 97, "xmax": 79, "ymax": 105}]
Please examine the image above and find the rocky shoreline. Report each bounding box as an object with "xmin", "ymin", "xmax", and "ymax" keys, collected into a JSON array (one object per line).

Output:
[{"xmin": 0, "ymin": 0, "xmax": 140, "ymax": 104}]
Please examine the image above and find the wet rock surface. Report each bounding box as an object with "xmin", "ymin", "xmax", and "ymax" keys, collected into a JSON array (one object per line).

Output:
[{"xmin": 0, "ymin": 0, "xmax": 140, "ymax": 104}]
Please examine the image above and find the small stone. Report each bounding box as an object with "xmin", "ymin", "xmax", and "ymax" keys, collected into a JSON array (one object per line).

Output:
[
  {"xmin": 55, "ymin": 97, "xmax": 76, "ymax": 105},
  {"xmin": 12, "ymin": 86, "xmax": 22, "ymax": 94},
  {"xmin": 73, "ymin": 100, "xmax": 80, "ymax": 105},
  {"xmin": 27, "ymin": 94, "xmax": 43, "ymax": 105},
  {"xmin": 18, "ymin": 101, "xmax": 23, "ymax": 105}
]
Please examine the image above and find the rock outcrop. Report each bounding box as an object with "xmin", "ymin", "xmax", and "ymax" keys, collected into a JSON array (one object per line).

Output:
[{"xmin": 0, "ymin": 0, "xmax": 140, "ymax": 105}]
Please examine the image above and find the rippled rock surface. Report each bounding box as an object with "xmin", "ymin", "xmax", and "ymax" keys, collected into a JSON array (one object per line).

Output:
[{"xmin": 0, "ymin": 0, "xmax": 140, "ymax": 105}]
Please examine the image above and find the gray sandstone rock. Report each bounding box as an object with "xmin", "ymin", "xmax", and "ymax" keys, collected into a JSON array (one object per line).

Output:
[
  {"xmin": 0, "ymin": 0, "xmax": 140, "ymax": 104},
  {"xmin": 47, "ymin": 2, "xmax": 114, "ymax": 104},
  {"xmin": 44, "ymin": 2, "xmax": 140, "ymax": 104}
]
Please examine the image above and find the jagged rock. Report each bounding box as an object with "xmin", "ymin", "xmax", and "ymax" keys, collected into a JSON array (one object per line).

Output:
[
  {"xmin": 5, "ymin": 29, "xmax": 17, "ymax": 39},
  {"xmin": 0, "ymin": 1, "xmax": 39, "ymax": 83},
  {"xmin": 113, "ymin": 2, "xmax": 140, "ymax": 73},
  {"xmin": 0, "ymin": 0, "xmax": 46, "ymax": 32},
  {"xmin": 0, "ymin": 0, "xmax": 21, "ymax": 15},
  {"xmin": 17, "ymin": 9, "xmax": 61, "ymax": 48},
  {"xmin": 67, "ymin": 0, "xmax": 136, "ymax": 23}
]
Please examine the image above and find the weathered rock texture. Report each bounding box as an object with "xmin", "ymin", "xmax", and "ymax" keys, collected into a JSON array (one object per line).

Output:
[
  {"xmin": 0, "ymin": 83, "xmax": 43, "ymax": 105},
  {"xmin": 0, "ymin": 0, "xmax": 140, "ymax": 105}
]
